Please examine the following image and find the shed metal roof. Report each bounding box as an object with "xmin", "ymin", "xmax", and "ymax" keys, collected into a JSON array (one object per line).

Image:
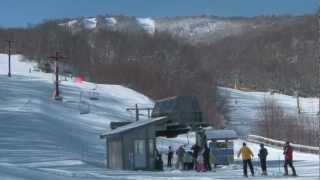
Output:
[
  {"xmin": 205, "ymin": 129, "xmax": 238, "ymax": 140},
  {"xmin": 152, "ymin": 96, "xmax": 200, "ymax": 116},
  {"xmin": 100, "ymin": 116, "xmax": 167, "ymax": 138}
]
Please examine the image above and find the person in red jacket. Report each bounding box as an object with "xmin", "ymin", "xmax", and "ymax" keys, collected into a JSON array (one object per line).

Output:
[{"xmin": 283, "ymin": 141, "xmax": 297, "ymax": 176}]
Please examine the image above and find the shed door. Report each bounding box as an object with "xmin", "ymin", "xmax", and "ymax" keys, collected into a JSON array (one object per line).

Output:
[
  {"xmin": 108, "ymin": 140, "xmax": 122, "ymax": 169},
  {"xmin": 148, "ymin": 139, "xmax": 155, "ymax": 168},
  {"xmin": 134, "ymin": 140, "xmax": 146, "ymax": 169}
]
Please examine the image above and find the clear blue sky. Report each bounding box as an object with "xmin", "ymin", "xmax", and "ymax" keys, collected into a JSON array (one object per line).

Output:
[{"xmin": 0, "ymin": 0, "xmax": 318, "ymax": 27}]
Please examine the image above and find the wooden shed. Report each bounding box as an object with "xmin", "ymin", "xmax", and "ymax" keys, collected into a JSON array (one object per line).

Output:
[
  {"xmin": 100, "ymin": 117, "xmax": 167, "ymax": 170},
  {"xmin": 151, "ymin": 96, "xmax": 205, "ymax": 130},
  {"xmin": 100, "ymin": 96, "xmax": 206, "ymax": 170}
]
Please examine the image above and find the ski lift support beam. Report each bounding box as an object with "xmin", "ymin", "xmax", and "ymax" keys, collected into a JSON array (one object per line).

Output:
[
  {"xmin": 48, "ymin": 52, "xmax": 67, "ymax": 100},
  {"xmin": 126, "ymin": 104, "xmax": 153, "ymax": 121},
  {"xmin": 4, "ymin": 40, "xmax": 14, "ymax": 77}
]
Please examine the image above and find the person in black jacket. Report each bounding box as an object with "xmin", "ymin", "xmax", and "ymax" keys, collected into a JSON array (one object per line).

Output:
[
  {"xmin": 154, "ymin": 148, "xmax": 163, "ymax": 171},
  {"xmin": 167, "ymin": 146, "xmax": 173, "ymax": 168},
  {"xmin": 203, "ymin": 144, "xmax": 211, "ymax": 171},
  {"xmin": 258, "ymin": 143, "xmax": 268, "ymax": 176}
]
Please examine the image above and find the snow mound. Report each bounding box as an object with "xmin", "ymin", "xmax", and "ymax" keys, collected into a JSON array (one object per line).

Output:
[
  {"xmin": 59, "ymin": 20, "xmax": 78, "ymax": 27},
  {"xmin": 67, "ymin": 20, "xmax": 78, "ymax": 26},
  {"xmin": 137, "ymin": 17, "xmax": 155, "ymax": 34},
  {"xmin": 83, "ymin": 18, "xmax": 97, "ymax": 29},
  {"xmin": 105, "ymin": 17, "xmax": 117, "ymax": 26}
]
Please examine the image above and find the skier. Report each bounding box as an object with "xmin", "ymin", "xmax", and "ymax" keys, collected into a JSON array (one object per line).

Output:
[
  {"xmin": 283, "ymin": 141, "xmax": 297, "ymax": 176},
  {"xmin": 203, "ymin": 144, "xmax": 211, "ymax": 171},
  {"xmin": 154, "ymin": 148, "xmax": 163, "ymax": 171},
  {"xmin": 238, "ymin": 142, "xmax": 254, "ymax": 177},
  {"xmin": 183, "ymin": 151, "xmax": 193, "ymax": 170},
  {"xmin": 195, "ymin": 148, "xmax": 205, "ymax": 172},
  {"xmin": 176, "ymin": 145, "xmax": 185, "ymax": 170},
  {"xmin": 155, "ymin": 154, "xmax": 164, "ymax": 171},
  {"xmin": 167, "ymin": 146, "xmax": 173, "ymax": 168},
  {"xmin": 258, "ymin": 143, "xmax": 268, "ymax": 176},
  {"xmin": 191, "ymin": 144, "xmax": 200, "ymax": 169},
  {"xmin": 208, "ymin": 141, "xmax": 217, "ymax": 168}
]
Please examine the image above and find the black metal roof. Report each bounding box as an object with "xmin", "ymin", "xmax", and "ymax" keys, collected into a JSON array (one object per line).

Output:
[
  {"xmin": 100, "ymin": 116, "xmax": 167, "ymax": 138},
  {"xmin": 152, "ymin": 96, "xmax": 201, "ymax": 117}
]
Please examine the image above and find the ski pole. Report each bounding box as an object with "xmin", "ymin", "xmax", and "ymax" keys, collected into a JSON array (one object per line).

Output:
[{"xmin": 278, "ymin": 154, "xmax": 281, "ymax": 176}]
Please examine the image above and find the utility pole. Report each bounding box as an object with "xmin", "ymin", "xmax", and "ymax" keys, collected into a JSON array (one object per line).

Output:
[
  {"xmin": 48, "ymin": 52, "xmax": 66, "ymax": 101},
  {"xmin": 5, "ymin": 40, "xmax": 14, "ymax": 77},
  {"xmin": 126, "ymin": 104, "xmax": 153, "ymax": 121},
  {"xmin": 295, "ymin": 90, "xmax": 301, "ymax": 114},
  {"xmin": 317, "ymin": 4, "xmax": 320, "ymax": 178}
]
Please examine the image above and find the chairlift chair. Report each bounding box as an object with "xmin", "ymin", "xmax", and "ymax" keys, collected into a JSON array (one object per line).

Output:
[
  {"xmin": 89, "ymin": 90, "xmax": 99, "ymax": 101},
  {"xmin": 79, "ymin": 101, "xmax": 90, "ymax": 114}
]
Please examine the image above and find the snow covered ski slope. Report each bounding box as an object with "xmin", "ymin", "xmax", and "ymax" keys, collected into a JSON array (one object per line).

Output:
[
  {"xmin": 0, "ymin": 54, "xmax": 154, "ymax": 179},
  {"xmin": 0, "ymin": 55, "xmax": 318, "ymax": 179},
  {"xmin": 219, "ymin": 87, "xmax": 319, "ymax": 136}
]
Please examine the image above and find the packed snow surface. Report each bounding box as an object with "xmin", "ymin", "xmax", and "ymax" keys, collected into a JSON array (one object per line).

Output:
[
  {"xmin": 0, "ymin": 54, "xmax": 318, "ymax": 179},
  {"xmin": 220, "ymin": 87, "xmax": 319, "ymax": 135}
]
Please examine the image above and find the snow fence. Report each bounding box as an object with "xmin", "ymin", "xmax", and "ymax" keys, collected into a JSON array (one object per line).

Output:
[{"xmin": 247, "ymin": 135, "xmax": 319, "ymax": 154}]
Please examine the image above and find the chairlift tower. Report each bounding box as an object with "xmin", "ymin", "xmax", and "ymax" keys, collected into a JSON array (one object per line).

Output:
[
  {"xmin": 317, "ymin": 5, "xmax": 320, "ymax": 177},
  {"xmin": 48, "ymin": 52, "xmax": 66, "ymax": 101}
]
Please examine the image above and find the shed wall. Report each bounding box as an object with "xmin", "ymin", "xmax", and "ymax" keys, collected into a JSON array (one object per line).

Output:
[{"xmin": 123, "ymin": 127, "xmax": 150, "ymax": 169}]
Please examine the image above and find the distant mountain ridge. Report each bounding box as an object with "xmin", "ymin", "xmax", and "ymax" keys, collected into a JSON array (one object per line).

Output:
[{"xmin": 60, "ymin": 15, "xmax": 303, "ymax": 43}]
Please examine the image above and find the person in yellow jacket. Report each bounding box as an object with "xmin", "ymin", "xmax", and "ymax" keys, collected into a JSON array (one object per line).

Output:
[{"xmin": 237, "ymin": 142, "xmax": 254, "ymax": 177}]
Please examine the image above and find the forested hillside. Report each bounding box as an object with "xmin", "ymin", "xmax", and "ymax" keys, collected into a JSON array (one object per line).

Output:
[
  {"xmin": 0, "ymin": 14, "xmax": 316, "ymax": 127},
  {"xmin": 207, "ymin": 15, "xmax": 318, "ymax": 96}
]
